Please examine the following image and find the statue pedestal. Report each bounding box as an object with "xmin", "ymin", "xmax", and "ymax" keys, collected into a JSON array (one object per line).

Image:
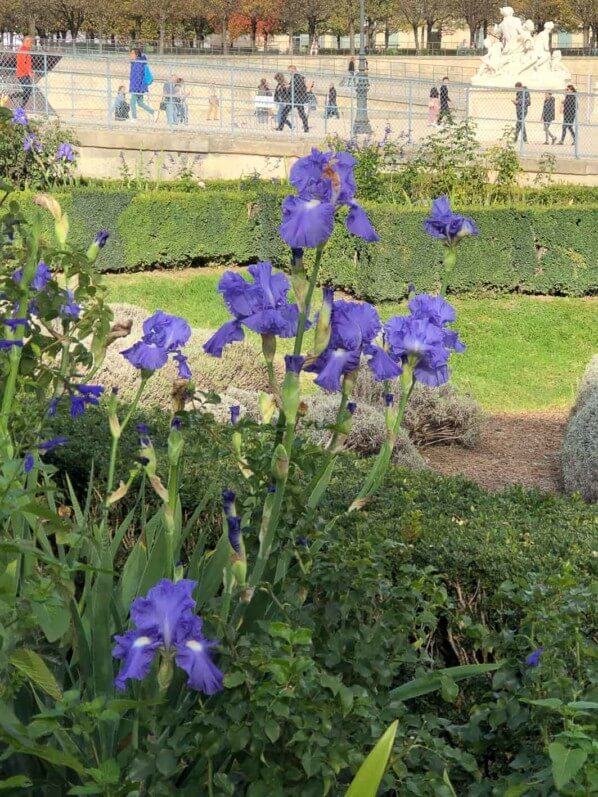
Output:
[{"xmin": 471, "ymin": 72, "xmax": 571, "ymax": 91}]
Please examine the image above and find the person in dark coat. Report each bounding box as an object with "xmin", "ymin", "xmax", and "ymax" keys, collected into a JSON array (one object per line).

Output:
[
  {"xmin": 438, "ymin": 76, "xmax": 452, "ymax": 123},
  {"xmin": 325, "ymin": 83, "xmax": 340, "ymax": 118},
  {"xmin": 513, "ymin": 82, "xmax": 530, "ymax": 143},
  {"xmin": 128, "ymin": 48, "xmax": 154, "ymax": 121},
  {"xmin": 274, "ymin": 72, "xmax": 291, "ymax": 130},
  {"xmin": 541, "ymin": 92, "xmax": 556, "ymax": 144},
  {"xmin": 277, "ymin": 65, "xmax": 309, "ymax": 133},
  {"xmin": 559, "ymin": 85, "xmax": 577, "ymax": 145}
]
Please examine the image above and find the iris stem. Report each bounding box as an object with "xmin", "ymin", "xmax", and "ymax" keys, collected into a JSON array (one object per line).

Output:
[
  {"xmin": 293, "ymin": 245, "xmax": 324, "ymax": 357},
  {"xmin": 352, "ymin": 371, "xmax": 415, "ymax": 507},
  {"xmin": 440, "ymin": 245, "xmax": 457, "ymax": 297},
  {"xmin": 102, "ymin": 376, "xmax": 148, "ymax": 546}
]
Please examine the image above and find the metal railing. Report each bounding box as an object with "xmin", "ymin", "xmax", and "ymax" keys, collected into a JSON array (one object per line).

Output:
[{"xmin": 1, "ymin": 51, "xmax": 596, "ymax": 159}]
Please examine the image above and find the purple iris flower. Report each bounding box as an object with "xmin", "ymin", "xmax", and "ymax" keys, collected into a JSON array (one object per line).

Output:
[
  {"xmin": 95, "ymin": 230, "xmax": 110, "ymax": 248},
  {"xmin": 113, "ymin": 579, "xmax": 223, "ymax": 694},
  {"xmin": 384, "ymin": 316, "xmax": 450, "ymax": 387},
  {"xmin": 230, "ymin": 405, "xmax": 240, "ymax": 425},
  {"xmin": 59, "ymin": 289, "xmax": 81, "ymax": 319},
  {"xmin": 408, "ymin": 293, "xmax": 466, "ymax": 353},
  {"xmin": 12, "ymin": 261, "xmax": 52, "ymax": 291},
  {"xmin": 47, "ymin": 398, "xmax": 60, "ymax": 417},
  {"xmin": 204, "ymin": 262, "xmax": 303, "ymax": 358},
  {"xmin": 306, "ymin": 300, "xmax": 401, "ymax": 393},
  {"xmin": 227, "ymin": 516, "xmax": 242, "ymax": 554},
  {"xmin": 171, "ymin": 416, "xmax": 182, "ymax": 431},
  {"xmin": 121, "ymin": 310, "xmax": 191, "ymax": 373},
  {"xmin": 24, "ymin": 453, "xmax": 35, "ymax": 473},
  {"xmin": 222, "ymin": 489, "xmax": 235, "ymax": 516},
  {"xmin": 173, "ymin": 352, "xmax": 192, "ymax": 380},
  {"xmin": 36, "ymin": 436, "xmax": 68, "ymax": 451},
  {"xmin": 3, "ymin": 318, "xmax": 27, "ymax": 331},
  {"xmin": 0, "ymin": 340, "xmax": 24, "ymax": 350},
  {"xmin": 385, "ymin": 393, "xmax": 394, "ymax": 407},
  {"xmin": 12, "ymin": 108, "xmax": 28, "ymax": 126},
  {"xmin": 525, "ymin": 647, "xmax": 544, "ymax": 668},
  {"xmin": 285, "ymin": 355, "xmax": 305, "ymax": 374},
  {"xmin": 423, "ymin": 196, "xmax": 479, "ymax": 244},
  {"xmin": 56, "ymin": 143, "xmax": 75, "ymax": 162},
  {"xmin": 69, "ymin": 384, "xmax": 104, "ymax": 418},
  {"xmin": 347, "ymin": 401, "xmax": 357, "ymax": 415},
  {"xmin": 23, "ymin": 133, "xmax": 42, "ymax": 153},
  {"xmin": 279, "ymin": 149, "xmax": 380, "ymax": 249}
]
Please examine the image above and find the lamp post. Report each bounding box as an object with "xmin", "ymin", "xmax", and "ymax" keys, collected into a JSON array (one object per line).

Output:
[{"xmin": 352, "ymin": 0, "xmax": 372, "ymax": 135}]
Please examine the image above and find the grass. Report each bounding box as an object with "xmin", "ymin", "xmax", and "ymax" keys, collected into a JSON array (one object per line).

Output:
[{"xmin": 104, "ymin": 269, "xmax": 597, "ymax": 412}]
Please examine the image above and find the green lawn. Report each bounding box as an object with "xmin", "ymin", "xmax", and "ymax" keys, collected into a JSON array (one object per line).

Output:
[{"xmin": 105, "ymin": 270, "xmax": 597, "ymax": 412}]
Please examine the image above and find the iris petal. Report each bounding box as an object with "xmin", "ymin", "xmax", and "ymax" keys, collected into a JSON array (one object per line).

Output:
[
  {"xmin": 203, "ymin": 320, "xmax": 245, "ymax": 357},
  {"xmin": 112, "ymin": 631, "xmax": 160, "ymax": 690},
  {"xmin": 175, "ymin": 638, "xmax": 224, "ymax": 694},
  {"xmin": 279, "ymin": 195, "xmax": 335, "ymax": 249}
]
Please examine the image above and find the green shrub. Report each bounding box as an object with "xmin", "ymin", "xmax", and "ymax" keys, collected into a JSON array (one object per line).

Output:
[
  {"xmin": 562, "ymin": 391, "xmax": 598, "ymax": 503},
  {"xmin": 5, "ymin": 188, "xmax": 598, "ymax": 295},
  {"xmin": 572, "ymin": 353, "xmax": 598, "ymax": 415}
]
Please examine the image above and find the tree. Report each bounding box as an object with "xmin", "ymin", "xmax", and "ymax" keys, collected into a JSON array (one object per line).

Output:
[
  {"xmin": 450, "ymin": 0, "xmax": 493, "ymax": 46},
  {"xmin": 512, "ymin": 0, "xmax": 576, "ymax": 30},
  {"xmin": 570, "ymin": 0, "xmax": 598, "ymax": 46},
  {"xmin": 397, "ymin": 0, "xmax": 424, "ymax": 48},
  {"xmin": 212, "ymin": 0, "xmax": 239, "ymax": 52},
  {"xmin": 328, "ymin": 0, "xmax": 358, "ymax": 53},
  {"xmin": 49, "ymin": 0, "xmax": 91, "ymax": 41}
]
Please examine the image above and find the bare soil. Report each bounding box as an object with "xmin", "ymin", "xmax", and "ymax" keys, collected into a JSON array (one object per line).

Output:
[{"xmin": 424, "ymin": 411, "xmax": 568, "ymax": 493}]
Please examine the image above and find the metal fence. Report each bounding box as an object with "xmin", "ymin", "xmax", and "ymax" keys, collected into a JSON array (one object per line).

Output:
[{"xmin": 1, "ymin": 51, "xmax": 597, "ymax": 159}]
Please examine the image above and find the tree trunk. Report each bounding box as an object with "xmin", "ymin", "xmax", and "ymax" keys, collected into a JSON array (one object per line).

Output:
[
  {"xmin": 349, "ymin": 19, "xmax": 355, "ymax": 55},
  {"xmin": 426, "ymin": 21, "xmax": 433, "ymax": 48},
  {"xmin": 28, "ymin": 14, "xmax": 36, "ymax": 38},
  {"xmin": 412, "ymin": 24, "xmax": 419, "ymax": 49},
  {"xmin": 222, "ymin": 15, "xmax": 228, "ymax": 53},
  {"xmin": 251, "ymin": 19, "xmax": 257, "ymax": 50},
  {"xmin": 385, "ymin": 23, "xmax": 390, "ymax": 49},
  {"xmin": 288, "ymin": 27, "xmax": 294, "ymax": 55},
  {"xmin": 308, "ymin": 18, "xmax": 316, "ymax": 39},
  {"xmin": 159, "ymin": 12, "xmax": 166, "ymax": 54}
]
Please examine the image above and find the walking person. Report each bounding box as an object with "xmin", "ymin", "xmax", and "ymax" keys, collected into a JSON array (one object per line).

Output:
[
  {"xmin": 347, "ymin": 57, "xmax": 356, "ymax": 87},
  {"xmin": 207, "ymin": 84, "xmax": 220, "ymax": 121},
  {"xmin": 256, "ymin": 78, "xmax": 272, "ymax": 125},
  {"xmin": 438, "ymin": 76, "xmax": 452, "ymax": 124},
  {"xmin": 277, "ymin": 65, "xmax": 309, "ymax": 133},
  {"xmin": 428, "ymin": 86, "xmax": 440, "ymax": 126},
  {"xmin": 15, "ymin": 36, "xmax": 34, "ymax": 107},
  {"xmin": 111, "ymin": 85, "xmax": 130, "ymax": 122},
  {"xmin": 513, "ymin": 82, "xmax": 530, "ymax": 143},
  {"xmin": 274, "ymin": 72, "xmax": 291, "ymax": 130},
  {"xmin": 541, "ymin": 91, "xmax": 557, "ymax": 144},
  {"xmin": 128, "ymin": 48, "xmax": 154, "ymax": 122},
  {"xmin": 305, "ymin": 80, "xmax": 317, "ymax": 117},
  {"xmin": 559, "ymin": 85, "xmax": 577, "ymax": 145},
  {"xmin": 325, "ymin": 83, "xmax": 340, "ymax": 119},
  {"xmin": 161, "ymin": 75, "xmax": 178, "ymax": 125},
  {"xmin": 175, "ymin": 77, "xmax": 189, "ymax": 125}
]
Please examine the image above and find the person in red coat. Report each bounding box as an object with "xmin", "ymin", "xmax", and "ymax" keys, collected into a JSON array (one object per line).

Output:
[{"xmin": 16, "ymin": 37, "xmax": 34, "ymax": 106}]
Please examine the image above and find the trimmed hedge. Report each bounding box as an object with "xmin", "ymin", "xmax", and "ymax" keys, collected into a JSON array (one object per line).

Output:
[{"xmin": 8, "ymin": 188, "xmax": 598, "ymax": 296}]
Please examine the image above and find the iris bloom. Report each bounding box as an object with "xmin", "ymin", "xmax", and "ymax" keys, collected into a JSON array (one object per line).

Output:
[
  {"xmin": 203, "ymin": 262, "xmax": 303, "ymax": 358},
  {"xmin": 122, "ymin": 310, "xmax": 192, "ymax": 378},
  {"xmin": 525, "ymin": 647, "xmax": 544, "ymax": 667},
  {"xmin": 60, "ymin": 289, "xmax": 81, "ymax": 319},
  {"xmin": 69, "ymin": 384, "xmax": 104, "ymax": 417},
  {"xmin": 306, "ymin": 300, "xmax": 400, "ymax": 392},
  {"xmin": 424, "ymin": 196, "xmax": 479, "ymax": 244},
  {"xmin": 113, "ymin": 579, "xmax": 223, "ymax": 694},
  {"xmin": 12, "ymin": 108, "xmax": 28, "ymax": 126},
  {"xmin": 384, "ymin": 293, "xmax": 464, "ymax": 387},
  {"xmin": 12, "ymin": 261, "xmax": 52, "ymax": 291},
  {"xmin": 95, "ymin": 230, "xmax": 110, "ymax": 248},
  {"xmin": 23, "ymin": 133, "xmax": 41, "ymax": 153},
  {"xmin": 279, "ymin": 149, "xmax": 379, "ymax": 249},
  {"xmin": 56, "ymin": 143, "xmax": 75, "ymax": 162},
  {"xmin": 408, "ymin": 294, "xmax": 466, "ymax": 354}
]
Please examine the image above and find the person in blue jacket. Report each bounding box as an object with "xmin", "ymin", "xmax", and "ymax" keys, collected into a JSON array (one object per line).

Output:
[{"xmin": 129, "ymin": 48, "xmax": 154, "ymax": 121}]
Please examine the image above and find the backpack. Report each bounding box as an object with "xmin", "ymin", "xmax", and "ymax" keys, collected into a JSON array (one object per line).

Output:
[
  {"xmin": 143, "ymin": 63, "xmax": 154, "ymax": 87},
  {"xmin": 115, "ymin": 100, "xmax": 130, "ymax": 120}
]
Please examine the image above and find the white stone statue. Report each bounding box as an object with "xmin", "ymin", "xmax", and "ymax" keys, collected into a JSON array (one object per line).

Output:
[
  {"xmin": 477, "ymin": 36, "xmax": 503, "ymax": 76},
  {"xmin": 472, "ymin": 11, "xmax": 570, "ymax": 88},
  {"xmin": 551, "ymin": 50, "xmax": 571, "ymax": 79},
  {"xmin": 532, "ymin": 22, "xmax": 554, "ymax": 71},
  {"xmin": 494, "ymin": 7, "xmax": 525, "ymax": 59}
]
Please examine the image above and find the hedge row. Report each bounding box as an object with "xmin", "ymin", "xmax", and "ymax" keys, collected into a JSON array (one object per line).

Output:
[{"xmin": 10, "ymin": 188, "xmax": 598, "ymax": 298}]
